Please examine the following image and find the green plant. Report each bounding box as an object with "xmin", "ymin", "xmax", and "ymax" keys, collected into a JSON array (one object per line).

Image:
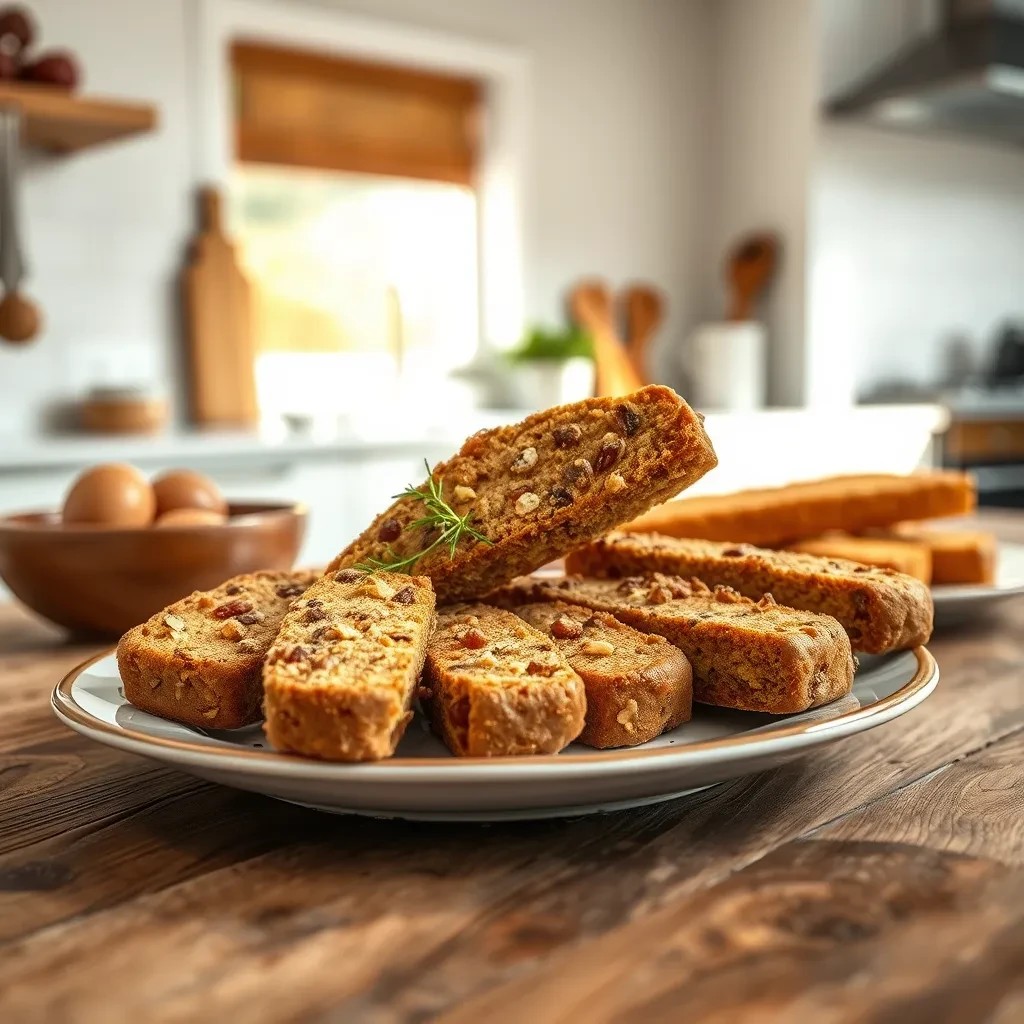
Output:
[
  {"xmin": 507, "ymin": 325, "xmax": 594, "ymax": 363},
  {"xmin": 355, "ymin": 461, "xmax": 492, "ymax": 574}
]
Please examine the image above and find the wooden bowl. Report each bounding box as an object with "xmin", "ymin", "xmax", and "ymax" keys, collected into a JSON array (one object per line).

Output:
[{"xmin": 0, "ymin": 501, "xmax": 307, "ymax": 638}]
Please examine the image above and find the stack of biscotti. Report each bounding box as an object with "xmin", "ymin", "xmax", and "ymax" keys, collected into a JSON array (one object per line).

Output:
[
  {"xmin": 489, "ymin": 574, "xmax": 856, "ymax": 715},
  {"xmin": 565, "ymin": 532, "xmax": 933, "ymax": 653},
  {"xmin": 117, "ymin": 569, "xmax": 318, "ymax": 729},
  {"xmin": 263, "ymin": 569, "xmax": 435, "ymax": 761},
  {"xmin": 120, "ymin": 385, "xmax": 718, "ymax": 760},
  {"xmin": 330, "ymin": 385, "xmax": 717, "ymax": 602},
  {"xmin": 625, "ymin": 470, "xmax": 995, "ymax": 588}
]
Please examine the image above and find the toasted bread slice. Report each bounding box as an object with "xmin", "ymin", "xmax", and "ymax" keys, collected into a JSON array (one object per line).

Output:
[
  {"xmin": 626, "ymin": 472, "xmax": 975, "ymax": 547},
  {"xmin": 566, "ymin": 532, "xmax": 933, "ymax": 653},
  {"xmin": 328, "ymin": 386, "xmax": 716, "ymax": 602},
  {"xmin": 117, "ymin": 569, "xmax": 319, "ymax": 730},
  {"xmin": 489, "ymin": 575, "xmax": 855, "ymax": 714},
  {"xmin": 512, "ymin": 601, "xmax": 692, "ymax": 748},
  {"xmin": 878, "ymin": 524, "xmax": 997, "ymax": 585},
  {"xmin": 422, "ymin": 604, "xmax": 586, "ymax": 756},
  {"xmin": 786, "ymin": 534, "xmax": 932, "ymax": 583},
  {"xmin": 263, "ymin": 570, "xmax": 436, "ymax": 761}
]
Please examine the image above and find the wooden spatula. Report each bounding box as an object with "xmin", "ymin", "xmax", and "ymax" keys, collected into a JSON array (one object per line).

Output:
[
  {"xmin": 568, "ymin": 279, "xmax": 644, "ymax": 397},
  {"xmin": 620, "ymin": 283, "xmax": 664, "ymax": 383},
  {"xmin": 725, "ymin": 232, "xmax": 779, "ymax": 321}
]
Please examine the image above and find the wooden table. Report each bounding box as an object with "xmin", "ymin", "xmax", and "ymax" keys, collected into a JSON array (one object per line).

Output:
[{"xmin": 2, "ymin": 516, "xmax": 1023, "ymax": 1023}]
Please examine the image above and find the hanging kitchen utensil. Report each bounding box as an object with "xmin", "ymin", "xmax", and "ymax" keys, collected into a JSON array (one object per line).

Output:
[
  {"xmin": 725, "ymin": 232, "xmax": 778, "ymax": 322},
  {"xmin": 182, "ymin": 186, "xmax": 258, "ymax": 426},
  {"xmin": 0, "ymin": 107, "xmax": 41, "ymax": 344},
  {"xmin": 620, "ymin": 283, "xmax": 664, "ymax": 383},
  {"xmin": 568, "ymin": 279, "xmax": 644, "ymax": 397}
]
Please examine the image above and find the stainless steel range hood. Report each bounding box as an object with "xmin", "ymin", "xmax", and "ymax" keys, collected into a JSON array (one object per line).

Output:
[{"xmin": 828, "ymin": 0, "xmax": 1024, "ymax": 144}]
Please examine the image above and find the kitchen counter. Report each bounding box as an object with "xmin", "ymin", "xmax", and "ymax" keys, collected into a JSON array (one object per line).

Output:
[
  {"xmin": 0, "ymin": 402, "xmax": 947, "ymax": 481},
  {"xmin": 2, "ymin": 513, "xmax": 1021, "ymax": 1022}
]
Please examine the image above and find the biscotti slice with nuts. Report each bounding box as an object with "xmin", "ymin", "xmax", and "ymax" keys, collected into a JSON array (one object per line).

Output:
[
  {"xmin": 626, "ymin": 471, "xmax": 975, "ymax": 547},
  {"xmin": 263, "ymin": 570, "xmax": 436, "ymax": 762},
  {"xmin": 117, "ymin": 569, "xmax": 319, "ymax": 730},
  {"xmin": 422, "ymin": 604, "xmax": 586, "ymax": 756},
  {"xmin": 489, "ymin": 574, "xmax": 855, "ymax": 715},
  {"xmin": 512, "ymin": 602, "xmax": 692, "ymax": 748},
  {"xmin": 328, "ymin": 385, "xmax": 716, "ymax": 602},
  {"xmin": 566, "ymin": 532, "xmax": 933, "ymax": 653}
]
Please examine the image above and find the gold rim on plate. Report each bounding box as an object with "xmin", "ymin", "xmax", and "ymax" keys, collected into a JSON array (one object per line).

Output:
[{"xmin": 52, "ymin": 646, "xmax": 938, "ymax": 768}]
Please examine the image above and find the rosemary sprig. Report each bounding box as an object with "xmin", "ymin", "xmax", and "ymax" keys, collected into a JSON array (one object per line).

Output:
[{"xmin": 355, "ymin": 460, "xmax": 491, "ymax": 574}]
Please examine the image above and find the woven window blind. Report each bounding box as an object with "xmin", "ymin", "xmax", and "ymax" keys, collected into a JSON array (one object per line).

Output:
[{"xmin": 232, "ymin": 41, "xmax": 482, "ymax": 185}]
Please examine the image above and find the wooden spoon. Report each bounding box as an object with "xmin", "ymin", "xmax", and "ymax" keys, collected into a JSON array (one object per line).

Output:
[
  {"xmin": 620, "ymin": 283, "xmax": 664, "ymax": 383},
  {"xmin": 725, "ymin": 232, "xmax": 778, "ymax": 322},
  {"xmin": 0, "ymin": 108, "xmax": 40, "ymax": 343},
  {"xmin": 568, "ymin": 279, "xmax": 644, "ymax": 397}
]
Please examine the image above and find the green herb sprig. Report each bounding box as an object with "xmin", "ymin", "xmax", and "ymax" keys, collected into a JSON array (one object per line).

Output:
[{"xmin": 355, "ymin": 461, "xmax": 492, "ymax": 574}]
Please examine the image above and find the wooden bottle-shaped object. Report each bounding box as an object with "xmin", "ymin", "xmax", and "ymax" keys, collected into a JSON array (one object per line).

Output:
[{"xmin": 182, "ymin": 187, "xmax": 258, "ymax": 426}]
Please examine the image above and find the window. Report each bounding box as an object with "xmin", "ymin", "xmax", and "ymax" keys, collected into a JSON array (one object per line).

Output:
[{"xmin": 228, "ymin": 42, "xmax": 483, "ymax": 419}]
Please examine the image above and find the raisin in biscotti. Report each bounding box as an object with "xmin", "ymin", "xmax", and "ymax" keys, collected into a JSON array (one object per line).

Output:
[
  {"xmin": 422, "ymin": 604, "xmax": 586, "ymax": 756},
  {"xmin": 117, "ymin": 569, "xmax": 319, "ymax": 730},
  {"xmin": 566, "ymin": 533, "xmax": 933, "ymax": 653},
  {"xmin": 489, "ymin": 575, "xmax": 854, "ymax": 714},
  {"xmin": 263, "ymin": 570, "xmax": 435, "ymax": 761},
  {"xmin": 328, "ymin": 386, "xmax": 716, "ymax": 602},
  {"xmin": 626, "ymin": 472, "xmax": 975, "ymax": 547},
  {"xmin": 511, "ymin": 602, "xmax": 692, "ymax": 748}
]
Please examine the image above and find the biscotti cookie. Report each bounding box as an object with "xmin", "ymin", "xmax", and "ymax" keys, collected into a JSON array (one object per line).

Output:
[
  {"xmin": 117, "ymin": 569, "xmax": 319, "ymax": 730},
  {"xmin": 328, "ymin": 385, "xmax": 716, "ymax": 602},
  {"xmin": 263, "ymin": 570, "xmax": 435, "ymax": 762},
  {"xmin": 626, "ymin": 472, "xmax": 975, "ymax": 547},
  {"xmin": 877, "ymin": 524, "xmax": 997, "ymax": 585},
  {"xmin": 786, "ymin": 534, "xmax": 932, "ymax": 583},
  {"xmin": 512, "ymin": 601, "xmax": 692, "ymax": 748},
  {"xmin": 566, "ymin": 532, "xmax": 933, "ymax": 653},
  {"xmin": 422, "ymin": 604, "xmax": 586, "ymax": 756},
  {"xmin": 490, "ymin": 574, "xmax": 855, "ymax": 715}
]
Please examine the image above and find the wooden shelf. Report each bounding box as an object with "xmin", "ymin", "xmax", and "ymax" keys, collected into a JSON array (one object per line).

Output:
[{"xmin": 0, "ymin": 83, "xmax": 156, "ymax": 153}]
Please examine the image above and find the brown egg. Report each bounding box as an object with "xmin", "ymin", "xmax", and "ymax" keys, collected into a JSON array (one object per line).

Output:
[
  {"xmin": 62, "ymin": 463, "xmax": 156, "ymax": 527},
  {"xmin": 154, "ymin": 508, "xmax": 228, "ymax": 528},
  {"xmin": 152, "ymin": 469, "xmax": 227, "ymax": 517}
]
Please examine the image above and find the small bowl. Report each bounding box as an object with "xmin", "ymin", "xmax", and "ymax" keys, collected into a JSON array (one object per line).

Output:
[{"xmin": 0, "ymin": 501, "xmax": 307, "ymax": 638}]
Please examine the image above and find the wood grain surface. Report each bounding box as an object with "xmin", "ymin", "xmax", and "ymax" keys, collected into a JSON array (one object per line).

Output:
[{"xmin": 1, "ymin": 514, "xmax": 1023, "ymax": 1023}]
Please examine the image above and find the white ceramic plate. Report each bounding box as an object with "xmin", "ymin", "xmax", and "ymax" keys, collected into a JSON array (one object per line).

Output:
[
  {"xmin": 932, "ymin": 541, "xmax": 1024, "ymax": 625},
  {"xmin": 53, "ymin": 648, "xmax": 937, "ymax": 821}
]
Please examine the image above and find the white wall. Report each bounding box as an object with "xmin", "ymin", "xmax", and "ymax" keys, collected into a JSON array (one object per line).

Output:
[
  {"xmin": 809, "ymin": 125, "xmax": 1024, "ymax": 396},
  {"xmin": 0, "ymin": 0, "xmax": 712, "ymax": 436},
  {"xmin": 811, "ymin": 0, "xmax": 1024, "ymax": 396},
  {"xmin": 2, "ymin": 0, "xmax": 194, "ymax": 435},
  {"xmin": 700, "ymin": 0, "xmax": 819, "ymax": 407}
]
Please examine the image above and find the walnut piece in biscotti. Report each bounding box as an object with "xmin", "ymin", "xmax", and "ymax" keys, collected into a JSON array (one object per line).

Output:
[
  {"xmin": 262, "ymin": 570, "xmax": 436, "ymax": 762},
  {"xmin": 488, "ymin": 574, "xmax": 855, "ymax": 715},
  {"xmin": 328, "ymin": 385, "xmax": 716, "ymax": 602}
]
